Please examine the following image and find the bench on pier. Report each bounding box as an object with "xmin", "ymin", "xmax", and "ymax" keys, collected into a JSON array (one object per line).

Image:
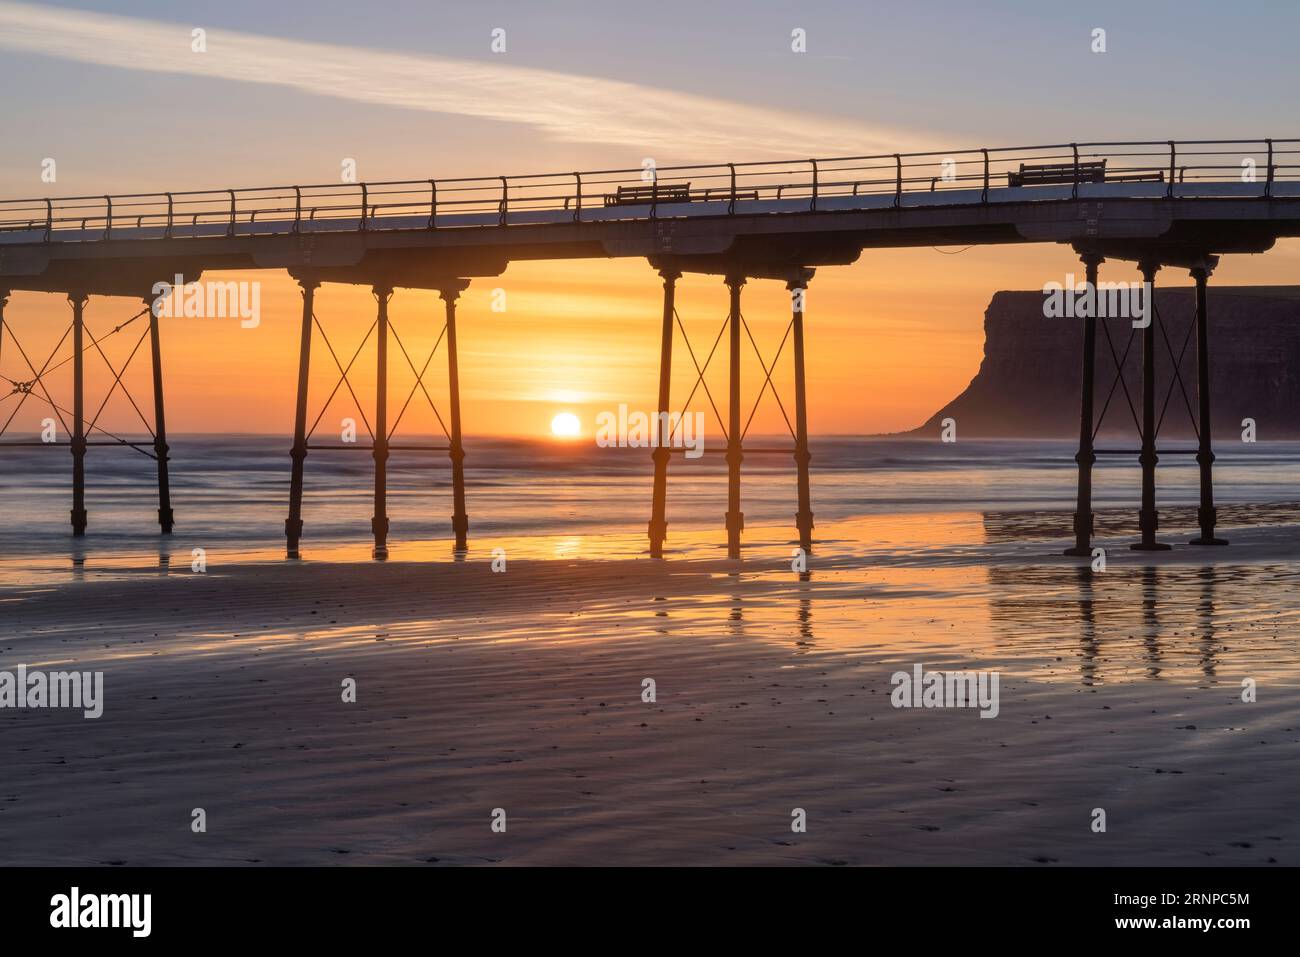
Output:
[
  {"xmin": 1007, "ymin": 160, "xmax": 1107, "ymax": 187},
  {"xmin": 605, "ymin": 183, "xmax": 692, "ymax": 205},
  {"xmin": 601, "ymin": 183, "xmax": 761, "ymax": 206}
]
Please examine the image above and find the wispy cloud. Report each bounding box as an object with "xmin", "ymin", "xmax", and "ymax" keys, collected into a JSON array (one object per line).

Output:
[{"xmin": 0, "ymin": 1, "xmax": 929, "ymax": 162}]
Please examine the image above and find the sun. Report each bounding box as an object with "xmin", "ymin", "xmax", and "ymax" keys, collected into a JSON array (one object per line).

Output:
[{"xmin": 550, "ymin": 412, "xmax": 581, "ymax": 438}]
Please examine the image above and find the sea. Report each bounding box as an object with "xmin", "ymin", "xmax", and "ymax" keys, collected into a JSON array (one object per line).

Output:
[{"xmin": 1, "ymin": 435, "xmax": 1297, "ymax": 578}]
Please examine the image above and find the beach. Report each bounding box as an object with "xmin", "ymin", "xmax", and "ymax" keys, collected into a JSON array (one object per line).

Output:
[{"xmin": 2, "ymin": 504, "xmax": 1297, "ymax": 866}]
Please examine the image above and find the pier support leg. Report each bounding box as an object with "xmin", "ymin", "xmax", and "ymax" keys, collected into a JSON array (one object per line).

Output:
[
  {"xmin": 145, "ymin": 295, "xmax": 174, "ymax": 533},
  {"xmin": 788, "ymin": 272, "xmax": 814, "ymax": 552},
  {"xmin": 372, "ymin": 286, "xmax": 392, "ymax": 559},
  {"xmin": 648, "ymin": 267, "xmax": 679, "ymax": 558},
  {"xmin": 442, "ymin": 283, "xmax": 470, "ymax": 551},
  {"xmin": 1132, "ymin": 262, "xmax": 1170, "ymax": 551},
  {"xmin": 725, "ymin": 274, "xmax": 745, "ymax": 558},
  {"xmin": 285, "ymin": 276, "xmax": 317, "ymax": 559},
  {"xmin": 1189, "ymin": 261, "xmax": 1227, "ymax": 546},
  {"xmin": 70, "ymin": 293, "xmax": 88, "ymax": 536},
  {"xmin": 1065, "ymin": 253, "xmax": 1102, "ymax": 556}
]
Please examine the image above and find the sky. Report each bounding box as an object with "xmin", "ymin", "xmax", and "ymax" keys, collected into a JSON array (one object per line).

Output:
[{"xmin": 1, "ymin": 0, "xmax": 1298, "ymax": 438}]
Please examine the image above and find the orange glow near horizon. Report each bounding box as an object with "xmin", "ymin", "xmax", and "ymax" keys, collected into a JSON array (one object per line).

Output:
[{"xmin": 2, "ymin": 240, "xmax": 1297, "ymax": 440}]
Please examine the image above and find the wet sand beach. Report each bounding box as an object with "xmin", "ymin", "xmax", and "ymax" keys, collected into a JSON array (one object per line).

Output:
[{"xmin": 2, "ymin": 512, "xmax": 1297, "ymax": 866}]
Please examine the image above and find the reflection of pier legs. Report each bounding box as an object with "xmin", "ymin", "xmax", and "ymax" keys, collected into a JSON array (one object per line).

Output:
[
  {"xmin": 1140, "ymin": 565, "xmax": 1162, "ymax": 676},
  {"xmin": 1189, "ymin": 260, "xmax": 1227, "ymax": 546},
  {"xmin": 1065, "ymin": 253, "xmax": 1101, "ymax": 556},
  {"xmin": 1075, "ymin": 565, "xmax": 1099, "ymax": 686},
  {"xmin": 1197, "ymin": 565, "xmax": 1219, "ymax": 677},
  {"xmin": 797, "ymin": 594, "xmax": 812, "ymax": 645},
  {"xmin": 1132, "ymin": 262, "xmax": 1170, "ymax": 551}
]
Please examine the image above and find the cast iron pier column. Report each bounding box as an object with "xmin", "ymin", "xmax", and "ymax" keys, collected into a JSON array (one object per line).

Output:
[
  {"xmin": 145, "ymin": 292, "xmax": 174, "ymax": 533},
  {"xmin": 724, "ymin": 274, "xmax": 745, "ymax": 558},
  {"xmin": 789, "ymin": 272, "xmax": 814, "ymax": 552},
  {"xmin": 1132, "ymin": 262, "xmax": 1170, "ymax": 551},
  {"xmin": 372, "ymin": 285, "xmax": 392, "ymax": 559},
  {"xmin": 648, "ymin": 267, "xmax": 679, "ymax": 557},
  {"xmin": 1189, "ymin": 261, "xmax": 1227, "ymax": 545},
  {"xmin": 70, "ymin": 292, "xmax": 88, "ymax": 536},
  {"xmin": 442, "ymin": 282, "xmax": 470, "ymax": 551},
  {"xmin": 285, "ymin": 275, "xmax": 317, "ymax": 559},
  {"xmin": 1065, "ymin": 253, "xmax": 1102, "ymax": 556}
]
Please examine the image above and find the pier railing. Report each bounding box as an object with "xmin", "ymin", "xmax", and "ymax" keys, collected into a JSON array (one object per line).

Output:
[{"xmin": 1, "ymin": 139, "xmax": 1296, "ymax": 241}]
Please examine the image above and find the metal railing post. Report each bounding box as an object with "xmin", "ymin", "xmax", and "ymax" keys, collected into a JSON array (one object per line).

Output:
[
  {"xmin": 1071, "ymin": 143, "xmax": 1080, "ymax": 200},
  {"xmin": 810, "ymin": 158, "xmax": 819, "ymax": 211},
  {"xmin": 499, "ymin": 176, "xmax": 508, "ymax": 226},
  {"xmin": 1167, "ymin": 141, "xmax": 1176, "ymax": 198},
  {"xmin": 894, "ymin": 154, "xmax": 902, "ymax": 206},
  {"xmin": 573, "ymin": 173, "xmax": 582, "ymax": 222},
  {"xmin": 981, "ymin": 148, "xmax": 989, "ymax": 203}
]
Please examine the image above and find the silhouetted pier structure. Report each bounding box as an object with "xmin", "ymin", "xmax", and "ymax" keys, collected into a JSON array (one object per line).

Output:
[{"xmin": 2, "ymin": 138, "xmax": 1298, "ymax": 558}]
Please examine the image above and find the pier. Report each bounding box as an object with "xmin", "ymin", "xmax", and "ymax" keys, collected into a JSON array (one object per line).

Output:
[{"xmin": 2, "ymin": 138, "xmax": 1297, "ymax": 557}]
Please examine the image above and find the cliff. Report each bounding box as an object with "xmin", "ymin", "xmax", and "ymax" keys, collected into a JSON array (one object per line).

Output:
[{"xmin": 911, "ymin": 286, "xmax": 1300, "ymax": 439}]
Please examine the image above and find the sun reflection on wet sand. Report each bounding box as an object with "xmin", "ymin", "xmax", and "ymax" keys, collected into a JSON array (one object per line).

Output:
[{"xmin": 7, "ymin": 510, "xmax": 1299, "ymax": 690}]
